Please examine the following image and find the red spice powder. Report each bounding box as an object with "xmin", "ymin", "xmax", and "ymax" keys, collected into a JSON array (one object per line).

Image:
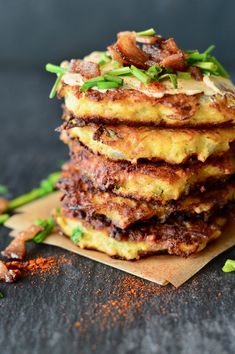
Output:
[
  {"xmin": 74, "ymin": 274, "xmax": 170, "ymax": 332},
  {"xmin": 5, "ymin": 254, "xmax": 71, "ymax": 279}
]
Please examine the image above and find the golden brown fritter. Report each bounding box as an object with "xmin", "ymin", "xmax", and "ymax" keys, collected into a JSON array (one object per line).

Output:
[
  {"xmin": 55, "ymin": 209, "xmax": 226, "ymax": 260},
  {"xmin": 62, "ymin": 138, "xmax": 235, "ymax": 202},
  {"xmin": 58, "ymin": 78, "xmax": 235, "ymax": 127},
  {"xmin": 58, "ymin": 165, "xmax": 235, "ymax": 229},
  {"xmin": 65, "ymin": 123, "xmax": 235, "ymax": 164}
]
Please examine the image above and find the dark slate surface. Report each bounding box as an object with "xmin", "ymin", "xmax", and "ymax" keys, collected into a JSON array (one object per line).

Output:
[{"xmin": 0, "ymin": 70, "xmax": 235, "ymax": 354}]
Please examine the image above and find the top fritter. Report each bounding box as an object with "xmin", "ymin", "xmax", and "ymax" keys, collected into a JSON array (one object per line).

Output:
[{"xmin": 47, "ymin": 28, "xmax": 235, "ymax": 127}]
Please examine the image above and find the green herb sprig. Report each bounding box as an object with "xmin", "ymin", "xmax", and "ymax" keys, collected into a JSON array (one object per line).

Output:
[
  {"xmin": 0, "ymin": 185, "xmax": 9, "ymax": 195},
  {"xmin": 45, "ymin": 63, "xmax": 68, "ymax": 99},
  {"xmin": 71, "ymin": 226, "xmax": 84, "ymax": 244},
  {"xmin": 136, "ymin": 28, "xmax": 156, "ymax": 36},
  {"xmin": 222, "ymin": 259, "xmax": 235, "ymax": 273},
  {"xmin": 0, "ymin": 172, "xmax": 61, "ymax": 226},
  {"xmin": 186, "ymin": 45, "xmax": 229, "ymax": 78},
  {"xmin": 33, "ymin": 217, "xmax": 55, "ymax": 243}
]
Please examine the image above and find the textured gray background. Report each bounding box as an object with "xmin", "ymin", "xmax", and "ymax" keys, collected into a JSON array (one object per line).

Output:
[{"xmin": 0, "ymin": 1, "xmax": 235, "ymax": 353}]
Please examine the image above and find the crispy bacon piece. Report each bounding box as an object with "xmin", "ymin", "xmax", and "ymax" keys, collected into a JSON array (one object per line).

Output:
[
  {"xmin": 0, "ymin": 260, "xmax": 20, "ymax": 282},
  {"xmin": 189, "ymin": 66, "xmax": 203, "ymax": 81},
  {"xmin": 69, "ymin": 59, "xmax": 100, "ymax": 79},
  {"xmin": 108, "ymin": 31, "xmax": 149, "ymax": 69},
  {"xmin": 0, "ymin": 197, "xmax": 8, "ymax": 214},
  {"xmin": 108, "ymin": 32, "xmax": 187, "ymax": 71},
  {"xmin": 1, "ymin": 225, "xmax": 43, "ymax": 260}
]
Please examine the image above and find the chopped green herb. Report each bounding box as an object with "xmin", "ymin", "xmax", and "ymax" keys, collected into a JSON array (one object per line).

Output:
[
  {"xmin": 49, "ymin": 73, "xmax": 63, "ymax": 99},
  {"xmin": 71, "ymin": 227, "xmax": 84, "ymax": 244},
  {"xmin": 112, "ymin": 60, "xmax": 121, "ymax": 69},
  {"xmin": 97, "ymin": 81, "xmax": 120, "ymax": 89},
  {"xmin": 107, "ymin": 129, "xmax": 117, "ymax": 138},
  {"xmin": 108, "ymin": 67, "xmax": 132, "ymax": 76},
  {"xmin": 33, "ymin": 217, "xmax": 55, "ymax": 243},
  {"xmin": 130, "ymin": 65, "xmax": 151, "ymax": 84},
  {"xmin": 222, "ymin": 259, "xmax": 235, "ymax": 273},
  {"xmin": 177, "ymin": 71, "xmax": 191, "ymax": 80},
  {"xmin": 8, "ymin": 172, "xmax": 61, "ymax": 210},
  {"xmin": 0, "ymin": 214, "xmax": 10, "ymax": 225},
  {"xmin": 210, "ymin": 56, "xmax": 229, "ymax": 78},
  {"xmin": 159, "ymin": 73, "xmax": 178, "ymax": 88},
  {"xmin": 80, "ymin": 76, "xmax": 105, "ymax": 92},
  {"xmin": 45, "ymin": 63, "xmax": 67, "ymax": 75},
  {"xmin": 193, "ymin": 61, "xmax": 218, "ymax": 72},
  {"xmin": 98, "ymin": 52, "xmax": 111, "ymax": 66},
  {"xmin": 0, "ymin": 291, "xmax": 4, "ymax": 299},
  {"xmin": 204, "ymin": 44, "xmax": 216, "ymax": 56},
  {"xmin": 0, "ymin": 185, "xmax": 9, "ymax": 195},
  {"xmin": 104, "ymin": 74, "xmax": 123, "ymax": 84},
  {"xmin": 136, "ymin": 28, "xmax": 156, "ymax": 36}
]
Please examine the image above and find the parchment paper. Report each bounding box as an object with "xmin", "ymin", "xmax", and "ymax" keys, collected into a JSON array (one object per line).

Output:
[{"xmin": 5, "ymin": 192, "xmax": 235, "ymax": 287}]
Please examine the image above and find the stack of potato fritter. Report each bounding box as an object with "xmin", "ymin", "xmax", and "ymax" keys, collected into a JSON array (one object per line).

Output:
[{"xmin": 51, "ymin": 30, "xmax": 235, "ymax": 260}]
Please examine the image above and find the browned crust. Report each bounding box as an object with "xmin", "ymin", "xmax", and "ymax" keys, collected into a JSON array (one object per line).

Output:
[
  {"xmin": 58, "ymin": 165, "xmax": 235, "ymax": 229},
  {"xmin": 60, "ymin": 206, "xmax": 226, "ymax": 257},
  {"xmin": 58, "ymin": 83, "xmax": 235, "ymax": 127},
  {"xmin": 63, "ymin": 139, "xmax": 235, "ymax": 202}
]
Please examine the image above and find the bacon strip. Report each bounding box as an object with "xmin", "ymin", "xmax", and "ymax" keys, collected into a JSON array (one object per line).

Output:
[
  {"xmin": 1, "ymin": 224, "xmax": 43, "ymax": 260},
  {"xmin": 108, "ymin": 32, "xmax": 187, "ymax": 71},
  {"xmin": 69, "ymin": 59, "xmax": 100, "ymax": 79}
]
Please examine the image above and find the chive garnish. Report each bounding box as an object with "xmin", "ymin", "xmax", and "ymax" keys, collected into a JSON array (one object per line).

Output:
[
  {"xmin": 159, "ymin": 73, "xmax": 178, "ymax": 88},
  {"xmin": 108, "ymin": 67, "xmax": 132, "ymax": 76},
  {"xmin": 80, "ymin": 76, "xmax": 105, "ymax": 92},
  {"xmin": 71, "ymin": 227, "xmax": 84, "ymax": 244},
  {"xmin": 210, "ymin": 56, "xmax": 229, "ymax": 78},
  {"xmin": 8, "ymin": 172, "xmax": 61, "ymax": 211},
  {"xmin": 204, "ymin": 44, "xmax": 216, "ymax": 56},
  {"xmin": 49, "ymin": 73, "xmax": 63, "ymax": 99},
  {"xmin": 222, "ymin": 259, "xmax": 235, "ymax": 273},
  {"xmin": 177, "ymin": 71, "xmax": 191, "ymax": 80},
  {"xmin": 97, "ymin": 81, "xmax": 120, "ymax": 89},
  {"xmin": 193, "ymin": 62, "xmax": 218, "ymax": 72},
  {"xmin": 136, "ymin": 28, "xmax": 156, "ymax": 36},
  {"xmin": 0, "ymin": 214, "xmax": 10, "ymax": 225},
  {"xmin": 130, "ymin": 65, "xmax": 151, "ymax": 84},
  {"xmin": 0, "ymin": 185, "xmax": 9, "ymax": 195},
  {"xmin": 45, "ymin": 63, "xmax": 67, "ymax": 75},
  {"xmin": 104, "ymin": 74, "xmax": 123, "ymax": 84},
  {"xmin": 0, "ymin": 291, "xmax": 4, "ymax": 299},
  {"xmin": 33, "ymin": 217, "xmax": 55, "ymax": 243},
  {"xmin": 98, "ymin": 52, "xmax": 111, "ymax": 66}
]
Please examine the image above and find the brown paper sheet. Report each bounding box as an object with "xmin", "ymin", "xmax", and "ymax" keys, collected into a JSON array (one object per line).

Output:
[{"xmin": 4, "ymin": 191, "xmax": 235, "ymax": 287}]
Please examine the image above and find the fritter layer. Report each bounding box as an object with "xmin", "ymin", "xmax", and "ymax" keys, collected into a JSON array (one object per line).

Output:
[
  {"xmin": 55, "ymin": 211, "xmax": 225, "ymax": 260},
  {"xmin": 59, "ymin": 167, "xmax": 235, "ymax": 229},
  {"xmin": 58, "ymin": 82, "xmax": 235, "ymax": 127},
  {"xmin": 66, "ymin": 123, "xmax": 235, "ymax": 164},
  {"xmin": 64, "ymin": 140, "xmax": 235, "ymax": 202}
]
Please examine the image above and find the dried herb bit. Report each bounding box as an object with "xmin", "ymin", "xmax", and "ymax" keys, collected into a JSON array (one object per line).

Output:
[
  {"xmin": 222, "ymin": 259, "xmax": 235, "ymax": 273},
  {"xmin": 0, "ymin": 185, "xmax": 9, "ymax": 195},
  {"xmin": 33, "ymin": 217, "xmax": 55, "ymax": 243},
  {"xmin": 159, "ymin": 73, "xmax": 178, "ymax": 88},
  {"xmin": 71, "ymin": 227, "xmax": 84, "ymax": 244},
  {"xmin": 136, "ymin": 28, "xmax": 156, "ymax": 36},
  {"xmin": 130, "ymin": 65, "xmax": 151, "ymax": 84},
  {"xmin": 0, "ymin": 291, "xmax": 4, "ymax": 299}
]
